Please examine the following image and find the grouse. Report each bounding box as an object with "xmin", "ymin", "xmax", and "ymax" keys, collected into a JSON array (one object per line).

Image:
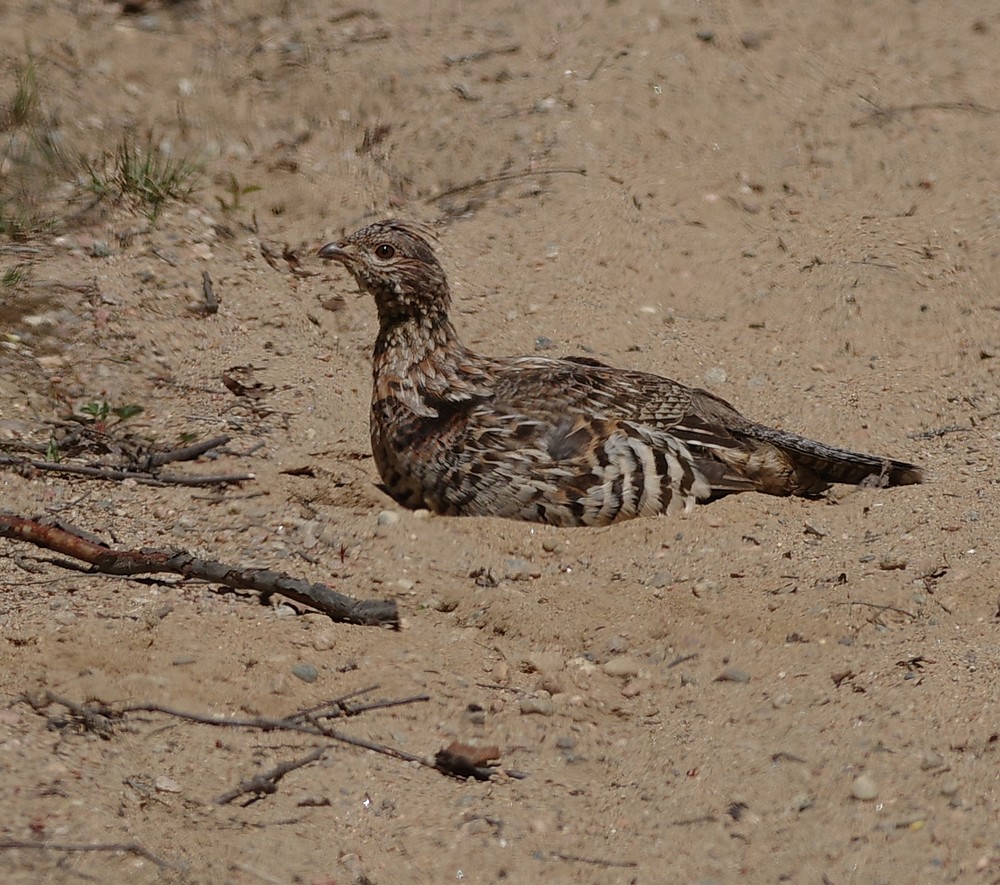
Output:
[{"xmin": 318, "ymin": 220, "xmax": 923, "ymax": 527}]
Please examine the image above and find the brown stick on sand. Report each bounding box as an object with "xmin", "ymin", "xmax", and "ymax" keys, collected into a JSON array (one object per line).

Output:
[{"xmin": 0, "ymin": 514, "xmax": 399, "ymax": 628}]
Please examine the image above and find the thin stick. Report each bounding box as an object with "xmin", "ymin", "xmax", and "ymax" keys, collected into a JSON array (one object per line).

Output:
[
  {"xmin": 1, "ymin": 516, "xmax": 399, "ymax": 627},
  {"xmin": 214, "ymin": 745, "xmax": 326, "ymax": 805},
  {"xmin": 39, "ymin": 694, "xmax": 526, "ymax": 780},
  {"xmin": 0, "ymin": 838, "xmax": 172, "ymax": 870},
  {"xmin": 550, "ymin": 852, "xmax": 638, "ymax": 869},
  {"xmin": 831, "ymin": 600, "xmax": 916, "ymax": 619},
  {"xmin": 0, "ymin": 453, "xmax": 251, "ymax": 487},
  {"xmin": 145, "ymin": 434, "xmax": 231, "ymax": 468},
  {"xmin": 428, "ymin": 166, "xmax": 587, "ymax": 204}
]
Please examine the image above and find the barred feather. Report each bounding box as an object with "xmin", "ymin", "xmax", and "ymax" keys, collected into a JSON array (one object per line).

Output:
[{"xmin": 318, "ymin": 220, "xmax": 923, "ymax": 526}]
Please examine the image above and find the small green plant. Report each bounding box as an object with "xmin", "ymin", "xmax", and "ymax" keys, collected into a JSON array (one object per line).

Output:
[
  {"xmin": 216, "ymin": 172, "xmax": 261, "ymax": 213},
  {"xmin": 5, "ymin": 59, "xmax": 39, "ymax": 129},
  {"xmin": 1, "ymin": 56, "xmax": 64, "ymax": 239},
  {"xmin": 45, "ymin": 437, "xmax": 60, "ymax": 463},
  {"xmin": 78, "ymin": 400, "xmax": 144, "ymax": 433},
  {"xmin": 0, "ymin": 196, "xmax": 55, "ymax": 241},
  {"xmin": 1, "ymin": 264, "xmax": 28, "ymax": 289},
  {"xmin": 79, "ymin": 134, "xmax": 199, "ymax": 220}
]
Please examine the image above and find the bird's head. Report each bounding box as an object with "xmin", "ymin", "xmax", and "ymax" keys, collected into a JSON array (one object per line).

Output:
[{"xmin": 318, "ymin": 220, "xmax": 450, "ymax": 326}]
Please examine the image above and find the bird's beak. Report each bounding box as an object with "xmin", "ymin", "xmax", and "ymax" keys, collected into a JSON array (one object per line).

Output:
[{"xmin": 318, "ymin": 242, "xmax": 349, "ymax": 261}]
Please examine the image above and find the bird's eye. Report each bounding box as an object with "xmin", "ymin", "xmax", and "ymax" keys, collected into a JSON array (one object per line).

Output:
[{"xmin": 374, "ymin": 243, "xmax": 395, "ymax": 260}]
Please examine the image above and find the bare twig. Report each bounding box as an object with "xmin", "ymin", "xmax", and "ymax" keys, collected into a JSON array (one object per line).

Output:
[
  {"xmin": 35, "ymin": 694, "xmax": 527, "ymax": 783},
  {"xmin": 667, "ymin": 652, "xmax": 699, "ymax": 669},
  {"xmin": 428, "ymin": 166, "xmax": 587, "ymax": 204},
  {"xmin": 0, "ymin": 452, "xmax": 252, "ymax": 487},
  {"xmin": 214, "ymin": 746, "xmax": 326, "ymax": 805},
  {"xmin": 852, "ymin": 97, "xmax": 997, "ymax": 127},
  {"xmin": 144, "ymin": 434, "xmax": 232, "ymax": 468},
  {"xmin": 550, "ymin": 851, "xmax": 639, "ymax": 869},
  {"xmin": 151, "ymin": 249, "xmax": 178, "ymax": 267},
  {"xmin": 0, "ymin": 838, "xmax": 172, "ymax": 870},
  {"xmin": 444, "ymin": 44, "xmax": 520, "ymax": 66},
  {"xmin": 0, "ymin": 515, "xmax": 399, "ymax": 627},
  {"xmin": 907, "ymin": 424, "xmax": 969, "ymax": 440},
  {"xmin": 831, "ymin": 600, "xmax": 916, "ymax": 619},
  {"xmin": 288, "ymin": 687, "xmax": 432, "ymax": 723}
]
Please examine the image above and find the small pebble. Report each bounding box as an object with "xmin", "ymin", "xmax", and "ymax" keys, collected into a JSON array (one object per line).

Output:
[
  {"xmin": 526, "ymin": 651, "xmax": 564, "ymax": 674},
  {"xmin": 602, "ymin": 655, "xmax": 640, "ymax": 678},
  {"xmin": 519, "ymin": 696, "xmax": 555, "ymax": 716},
  {"xmin": 311, "ymin": 630, "xmax": 337, "ymax": 652},
  {"xmin": 605, "ymin": 635, "xmax": 629, "ymax": 655},
  {"xmin": 851, "ymin": 774, "xmax": 879, "ymax": 801},
  {"xmin": 504, "ymin": 557, "xmax": 538, "ymax": 581},
  {"xmin": 621, "ymin": 679, "xmax": 641, "ymax": 698},
  {"xmin": 878, "ymin": 554, "xmax": 907, "ymax": 571},
  {"xmin": 154, "ymin": 776, "xmax": 182, "ymax": 794},
  {"xmin": 703, "ymin": 366, "xmax": 727, "ymax": 385},
  {"xmin": 717, "ymin": 667, "xmax": 751, "ymax": 684},
  {"xmin": 939, "ymin": 779, "xmax": 960, "ymax": 797},
  {"xmin": 292, "ymin": 663, "xmax": 319, "ymax": 683},
  {"xmin": 172, "ymin": 654, "xmax": 197, "ymax": 666},
  {"xmin": 920, "ymin": 752, "xmax": 944, "ymax": 771},
  {"xmin": 537, "ymin": 674, "xmax": 565, "ymax": 695},
  {"xmin": 491, "ymin": 661, "xmax": 510, "ymax": 685},
  {"xmin": 650, "ymin": 570, "xmax": 671, "ymax": 589},
  {"xmin": 376, "ymin": 510, "xmax": 400, "ymax": 526}
]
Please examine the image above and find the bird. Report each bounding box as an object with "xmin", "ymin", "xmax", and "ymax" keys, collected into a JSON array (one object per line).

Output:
[{"xmin": 318, "ymin": 219, "xmax": 923, "ymax": 527}]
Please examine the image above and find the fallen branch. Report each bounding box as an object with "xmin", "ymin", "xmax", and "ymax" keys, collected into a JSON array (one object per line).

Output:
[
  {"xmin": 35, "ymin": 693, "xmax": 527, "ymax": 785},
  {"xmin": 0, "ymin": 838, "xmax": 172, "ymax": 870},
  {"xmin": 0, "ymin": 452, "xmax": 251, "ymax": 487},
  {"xmin": 0, "ymin": 515, "xmax": 399, "ymax": 627}
]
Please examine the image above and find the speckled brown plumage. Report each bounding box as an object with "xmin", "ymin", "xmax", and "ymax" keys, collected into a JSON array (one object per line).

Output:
[{"xmin": 318, "ymin": 220, "xmax": 923, "ymax": 526}]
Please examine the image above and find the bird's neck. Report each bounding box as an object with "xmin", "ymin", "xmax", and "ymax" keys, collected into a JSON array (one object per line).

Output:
[
  {"xmin": 374, "ymin": 310, "xmax": 462, "ymax": 365},
  {"xmin": 372, "ymin": 311, "xmax": 488, "ymax": 414}
]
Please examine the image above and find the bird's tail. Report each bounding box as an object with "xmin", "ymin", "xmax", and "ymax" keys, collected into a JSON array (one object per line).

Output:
[{"xmin": 745, "ymin": 425, "xmax": 924, "ymax": 492}]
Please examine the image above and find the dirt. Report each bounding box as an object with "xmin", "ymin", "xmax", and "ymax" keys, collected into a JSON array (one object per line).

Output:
[{"xmin": 2, "ymin": 1, "xmax": 999, "ymax": 882}]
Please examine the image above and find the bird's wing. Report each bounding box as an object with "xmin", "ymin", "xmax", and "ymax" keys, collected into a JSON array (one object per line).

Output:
[
  {"xmin": 483, "ymin": 354, "xmax": 752, "ymax": 459},
  {"xmin": 432, "ymin": 405, "xmax": 715, "ymax": 525},
  {"xmin": 421, "ymin": 356, "xmax": 756, "ymax": 509}
]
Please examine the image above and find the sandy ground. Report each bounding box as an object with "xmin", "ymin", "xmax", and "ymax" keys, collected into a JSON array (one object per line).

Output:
[{"xmin": 2, "ymin": 1, "xmax": 1000, "ymax": 882}]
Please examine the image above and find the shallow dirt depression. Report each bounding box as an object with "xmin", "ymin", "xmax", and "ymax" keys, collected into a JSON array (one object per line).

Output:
[{"xmin": 1, "ymin": 1, "xmax": 999, "ymax": 883}]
